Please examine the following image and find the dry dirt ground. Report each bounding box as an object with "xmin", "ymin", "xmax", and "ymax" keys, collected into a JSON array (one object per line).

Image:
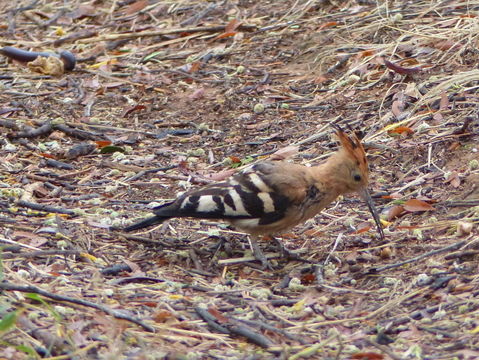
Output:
[{"xmin": 1, "ymin": 1, "xmax": 479, "ymax": 359}]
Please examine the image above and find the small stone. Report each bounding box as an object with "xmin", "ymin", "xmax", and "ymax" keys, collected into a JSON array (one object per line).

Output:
[
  {"xmin": 391, "ymin": 13, "xmax": 403, "ymax": 22},
  {"xmin": 415, "ymin": 273, "xmax": 431, "ymax": 286},
  {"xmin": 253, "ymin": 103, "xmax": 265, "ymax": 114},
  {"xmin": 456, "ymin": 221, "xmax": 473, "ymax": 236},
  {"xmin": 469, "ymin": 159, "xmax": 479, "ymax": 170}
]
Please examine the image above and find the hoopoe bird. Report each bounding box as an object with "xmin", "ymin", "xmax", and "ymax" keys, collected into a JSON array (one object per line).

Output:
[{"xmin": 124, "ymin": 126, "xmax": 384, "ymax": 268}]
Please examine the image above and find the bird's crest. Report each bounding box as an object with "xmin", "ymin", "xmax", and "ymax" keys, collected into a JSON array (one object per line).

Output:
[{"xmin": 332, "ymin": 124, "xmax": 369, "ymax": 177}]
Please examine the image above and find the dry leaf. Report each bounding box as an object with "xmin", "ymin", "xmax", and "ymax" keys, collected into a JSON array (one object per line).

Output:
[
  {"xmin": 387, "ymin": 205, "xmax": 405, "ymax": 220},
  {"xmin": 403, "ymin": 199, "xmax": 435, "ymax": 212},
  {"xmin": 229, "ymin": 156, "xmax": 241, "ymax": 164},
  {"xmin": 456, "ymin": 221, "xmax": 473, "ymax": 236},
  {"xmin": 379, "ymin": 246, "xmax": 393, "ymax": 259},
  {"xmin": 353, "ymin": 222, "xmax": 372, "ymax": 234},
  {"xmin": 439, "ymin": 90, "xmax": 449, "ymax": 110},
  {"xmin": 188, "ymin": 87, "xmax": 205, "ymax": 101},
  {"xmin": 351, "ymin": 352, "xmax": 384, "ymax": 360},
  {"xmin": 123, "ymin": 259, "xmax": 143, "ymax": 276},
  {"xmin": 269, "ymin": 145, "xmax": 299, "ymax": 160},
  {"xmin": 95, "ymin": 140, "xmax": 112, "ymax": 148},
  {"xmin": 319, "ymin": 21, "xmax": 338, "ymax": 30},
  {"xmin": 303, "ymin": 228, "xmax": 323, "ymax": 237},
  {"xmin": 152, "ymin": 310, "xmax": 173, "ymax": 323},
  {"xmin": 445, "ymin": 171, "xmax": 461, "ymax": 188},
  {"xmin": 208, "ymin": 306, "xmax": 228, "ymax": 324},
  {"xmin": 391, "ymin": 99, "xmax": 404, "ymax": 118},
  {"xmin": 39, "ymin": 152, "xmax": 57, "ymax": 159},
  {"xmin": 225, "ymin": 18, "xmax": 242, "ymax": 33},
  {"xmin": 203, "ymin": 169, "xmax": 236, "ymax": 181},
  {"xmin": 13, "ymin": 231, "xmax": 48, "ymax": 248},
  {"xmin": 125, "ymin": 0, "xmax": 148, "ymax": 15},
  {"xmin": 388, "ymin": 126, "xmax": 414, "ymax": 135},
  {"xmin": 381, "ymin": 192, "xmax": 402, "ymax": 199},
  {"xmin": 300, "ymin": 273, "xmax": 316, "ymax": 284},
  {"xmin": 189, "ymin": 61, "xmax": 202, "ymax": 73},
  {"xmin": 384, "ymin": 59, "xmax": 421, "ymax": 75},
  {"xmin": 122, "ymin": 104, "xmax": 147, "ymax": 117},
  {"xmin": 69, "ymin": 4, "xmax": 97, "ymax": 19},
  {"xmin": 212, "ymin": 32, "xmax": 237, "ymax": 41},
  {"xmin": 27, "ymin": 56, "xmax": 64, "ymax": 75}
]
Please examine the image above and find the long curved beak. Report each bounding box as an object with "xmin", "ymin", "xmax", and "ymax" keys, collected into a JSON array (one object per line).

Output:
[{"xmin": 360, "ymin": 188, "xmax": 385, "ymax": 241}]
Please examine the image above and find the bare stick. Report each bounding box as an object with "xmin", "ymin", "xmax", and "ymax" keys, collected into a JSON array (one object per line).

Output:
[
  {"xmin": 366, "ymin": 240, "xmax": 467, "ymax": 274},
  {"xmin": 77, "ymin": 24, "xmax": 257, "ymax": 44},
  {"xmin": 0, "ymin": 282, "xmax": 154, "ymax": 332},
  {"xmin": 16, "ymin": 200, "xmax": 76, "ymax": 216}
]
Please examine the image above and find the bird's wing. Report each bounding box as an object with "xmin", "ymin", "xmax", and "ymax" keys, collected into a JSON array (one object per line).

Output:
[{"xmin": 152, "ymin": 161, "xmax": 315, "ymax": 225}]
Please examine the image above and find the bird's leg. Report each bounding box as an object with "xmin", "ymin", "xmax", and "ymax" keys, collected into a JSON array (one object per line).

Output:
[
  {"xmin": 272, "ymin": 237, "xmax": 314, "ymax": 264},
  {"xmin": 248, "ymin": 236, "xmax": 274, "ymax": 270}
]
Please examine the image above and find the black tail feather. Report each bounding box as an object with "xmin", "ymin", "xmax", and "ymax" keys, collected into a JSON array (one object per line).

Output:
[{"xmin": 124, "ymin": 215, "xmax": 170, "ymax": 232}]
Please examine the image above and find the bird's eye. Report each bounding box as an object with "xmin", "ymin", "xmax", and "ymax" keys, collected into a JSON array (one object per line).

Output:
[{"xmin": 353, "ymin": 174, "xmax": 361, "ymax": 182}]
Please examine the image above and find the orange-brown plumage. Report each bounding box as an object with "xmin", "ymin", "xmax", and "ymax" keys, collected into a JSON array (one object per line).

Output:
[{"xmin": 125, "ymin": 126, "xmax": 383, "ymax": 268}]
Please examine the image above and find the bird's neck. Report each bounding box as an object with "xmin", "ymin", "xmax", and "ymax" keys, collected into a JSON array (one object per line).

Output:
[{"xmin": 311, "ymin": 153, "xmax": 351, "ymax": 198}]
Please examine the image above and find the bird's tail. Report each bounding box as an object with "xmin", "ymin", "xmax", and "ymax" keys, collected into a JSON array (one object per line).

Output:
[{"xmin": 124, "ymin": 215, "xmax": 170, "ymax": 232}]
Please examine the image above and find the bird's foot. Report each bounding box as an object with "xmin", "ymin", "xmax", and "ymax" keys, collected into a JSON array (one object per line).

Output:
[{"xmin": 249, "ymin": 238, "xmax": 275, "ymax": 270}]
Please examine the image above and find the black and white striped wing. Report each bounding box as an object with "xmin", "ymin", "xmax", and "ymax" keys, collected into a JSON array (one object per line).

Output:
[{"xmin": 152, "ymin": 162, "xmax": 292, "ymax": 225}]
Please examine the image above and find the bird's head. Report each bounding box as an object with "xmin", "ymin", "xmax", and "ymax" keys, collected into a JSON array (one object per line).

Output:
[
  {"xmin": 331, "ymin": 125, "xmax": 369, "ymax": 193},
  {"xmin": 331, "ymin": 125, "xmax": 384, "ymax": 240}
]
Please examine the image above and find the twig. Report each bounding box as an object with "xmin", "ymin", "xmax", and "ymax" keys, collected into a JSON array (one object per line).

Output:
[
  {"xmin": 8, "ymin": 121, "xmax": 52, "ymax": 139},
  {"xmin": 0, "ymin": 236, "xmax": 42, "ymax": 250},
  {"xmin": 194, "ymin": 307, "xmax": 274, "ymax": 348},
  {"xmin": 1, "ymin": 249, "xmax": 81, "ymax": 259},
  {"xmin": 0, "ymin": 282, "xmax": 154, "ymax": 332},
  {"xmin": 0, "ymin": 119, "xmax": 20, "ymax": 130},
  {"xmin": 16, "ymin": 200, "xmax": 76, "ymax": 216},
  {"xmin": 365, "ymin": 240, "xmax": 467, "ymax": 274},
  {"xmin": 77, "ymin": 24, "xmax": 257, "ymax": 44},
  {"xmin": 240, "ymin": 318, "xmax": 306, "ymax": 343},
  {"xmin": 217, "ymin": 253, "xmax": 281, "ymax": 266},
  {"xmin": 125, "ymin": 165, "xmax": 178, "ymax": 182},
  {"xmin": 194, "ymin": 307, "xmax": 229, "ymax": 334},
  {"xmin": 442, "ymin": 200, "xmax": 479, "ymax": 207},
  {"xmin": 54, "ymin": 123, "xmax": 103, "ymax": 140}
]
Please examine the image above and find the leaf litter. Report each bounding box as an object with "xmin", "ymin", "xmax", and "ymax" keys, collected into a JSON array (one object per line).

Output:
[{"xmin": 0, "ymin": 0, "xmax": 479, "ymax": 359}]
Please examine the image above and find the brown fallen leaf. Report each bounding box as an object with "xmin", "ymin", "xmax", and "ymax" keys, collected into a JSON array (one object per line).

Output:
[
  {"xmin": 403, "ymin": 199, "xmax": 435, "ymax": 212},
  {"xmin": 152, "ymin": 310, "xmax": 174, "ymax": 323},
  {"xmin": 269, "ymin": 145, "xmax": 299, "ymax": 160},
  {"xmin": 388, "ymin": 126, "xmax": 414, "ymax": 135},
  {"xmin": 353, "ymin": 222, "xmax": 372, "ymax": 234},
  {"xmin": 225, "ymin": 18, "xmax": 242, "ymax": 33},
  {"xmin": 439, "ymin": 90, "xmax": 449, "ymax": 110},
  {"xmin": 202, "ymin": 169, "xmax": 236, "ymax": 181},
  {"xmin": 27, "ymin": 56, "xmax": 65, "ymax": 76},
  {"xmin": 13, "ymin": 231, "xmax": 48, "ymax": 248},
  {"xmin": 351, "ymin": 352, "xmax": 384, "ymax": 360},
  {"xmin": 384, "ymin": 59, "xmax": 421, "ymax": 75},
  {"xmin": 95, "ymin": 140, "xmax": 112, "ymax": 148},
  {"xmin": 208, "ymin": 306, "xmax": 228, "ymax": 324},
  {"xmin": 387, "ymin": 205, "xmax": 405, "ymax": 220},
  {"xmin": 125, "ymin": 0, "xmax": 148, "ymax": 15},
  {"xmin": 445, "ymin": 171, "xmax": 461, "ymax": 188}
]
